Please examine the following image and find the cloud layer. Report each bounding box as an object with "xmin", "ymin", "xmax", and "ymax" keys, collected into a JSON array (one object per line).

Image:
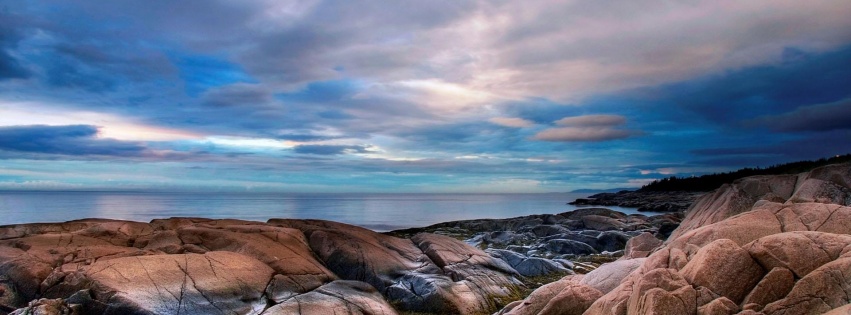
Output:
[{"xmin": 0, "ymin": 1, "xmax": 849, "ymax": 191}]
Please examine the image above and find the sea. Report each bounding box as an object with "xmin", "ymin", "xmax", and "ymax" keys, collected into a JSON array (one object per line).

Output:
[{"xmin": 0, "ymin": 191, "xmax": 651, "ymax": 231}]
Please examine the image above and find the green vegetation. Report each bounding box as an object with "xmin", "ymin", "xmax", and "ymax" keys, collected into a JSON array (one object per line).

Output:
[{"xmin": 640, "ymin": 154, "xmax": 851, "ymax": 192}]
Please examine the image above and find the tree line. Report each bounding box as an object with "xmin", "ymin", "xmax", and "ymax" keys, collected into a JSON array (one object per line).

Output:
[{"xmin": 639, "ymin": 154, "xmax": 851, "ymax": 192}]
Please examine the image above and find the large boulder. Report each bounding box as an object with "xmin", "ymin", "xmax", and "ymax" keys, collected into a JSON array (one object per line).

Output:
[
  {"xmin": 499, "ymin": 275, "xmax": 601, "ymax": 315},
  {"xmin": 670, "ymin": 163, "xmax": 851, "ymax": 241},
  {"xmin": 680, "ymin": 239, "xmax": 764, "ymax": 304},
  {"xmin": 623, "ymin": 232, "xmax": 663, "ymax": 259},
  {"xmin": 745, "ymin": 231, "xmax": 851, "ymax": 278},
  {"xmin": 579, "ymin": 258, "xmax": 645, "ymax": 294},
  {"xmin": 626, "ymin": 268, "xmax": 697, "ymax": 315},
  {"xmin": 669, "ymin": 174, "xmax": 797, "ymax": 240},
  {"xmin": 741, "ymin": 267, "xmax": 794, "ymax": 309},
  {"xmin": 761, "ymin": 256, "xmax": 851, "ymax": 314},
  {"xmin": 175, "ymin": 226, "xmax": 337, "ymax": 302}
]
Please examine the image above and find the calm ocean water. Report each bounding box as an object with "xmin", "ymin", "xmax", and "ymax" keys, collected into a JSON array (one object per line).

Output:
[{"xmin": 0, "ymin": 191, "xmax": 648, "ymax": 231}]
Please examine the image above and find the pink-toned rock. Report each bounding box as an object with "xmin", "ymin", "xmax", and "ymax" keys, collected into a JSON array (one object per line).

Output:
[
  {"xmin": 671, "ymin": 163, "xmax": 851, "ymax": 241},
  {"xmin": 680, "ymin": 239, "xmax": 765, "ymax": 304},
  {"xmin": 537, "ymin": 281, "xmax": 603, "ymax": 315},
  {"xmin": 501, "ymin": 275, "xmax": 587, "ymax": 315},
  {"xmin": 667, "ymin": 206, "xmax": 783, "ymax": 249},
  {"xmin": 824, "ymin": 304, "xmax": 851, "ymax": 315},
  {"xmin": 762, "ymin": 257, "xmax": 851, "ymax": 315},
  {"xmin": 669, "ymin": 175, "xmax": 797, "ymax": 240},
  {"xmin": 623, "ymin": 232, "xmax": 663, "ymax": 259},
  {"xmin": 176, "ymin": 226, "xmax": 336, "ymax": 302},
  {"xmin": 697, "ymin": 297, "xmax": 739, "ymax": 315},
  {"xmin": 787, "ymin": 178, "xmax": 851, "ymax": 205},
  {"xmin": 580, "ymin": 258, "xmax": 645, "ymax": 294},
  {"xmin": 741, "ymin": 267, "xmax": 795, "ymax": 310},
  {"xmin": 745, "ymin": 232, "xmax": 851, "ymax": 278},
  {"xmin": 627, "ymin": 268, "xmax": 697, "ymax": 315},
  {"xmin": 86, "ymin": 251, "xmax": 273, "ymax": 315},
  {"xmin": 772, "ymin": 203, "xmax": 851, "ymax": 235}
]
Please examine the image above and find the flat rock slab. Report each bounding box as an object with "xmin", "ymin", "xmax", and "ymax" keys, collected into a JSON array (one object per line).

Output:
[{"xmin": 86, "ymin": 251, "xmax": 273, "ymax": 315}]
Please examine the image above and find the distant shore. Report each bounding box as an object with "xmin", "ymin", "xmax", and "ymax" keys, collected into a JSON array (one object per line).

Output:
[{"xmin": 568, "ymin": 190, "xmax": 705, "ymax": 212}]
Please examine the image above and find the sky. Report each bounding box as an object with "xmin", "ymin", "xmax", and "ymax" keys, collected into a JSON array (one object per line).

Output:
[{"xmin": 0, "ymin": 0, "xmax": 850, "ymax": 193}]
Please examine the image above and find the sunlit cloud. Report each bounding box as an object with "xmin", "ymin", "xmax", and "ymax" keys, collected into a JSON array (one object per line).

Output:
[{"xmin": 0, "ymin": 100, "xmax": 201, "ymax": 141}]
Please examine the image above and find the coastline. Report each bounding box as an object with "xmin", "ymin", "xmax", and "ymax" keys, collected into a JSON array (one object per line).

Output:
[{"xmin": 3, "ymin": 163, "xmax": 851, "ymax": 314}]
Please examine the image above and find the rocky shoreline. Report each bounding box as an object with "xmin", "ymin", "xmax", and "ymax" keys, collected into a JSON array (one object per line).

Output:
[
  {"xmin": 2, "ymin": 162, "xmax": 850, "ymax": 314},
  {"xmin": 499, "ymin": 162, "xmax": 851, "ymax": 315},
  {"xmin": 569, "ymin": 190, "xmax": 706, "ymax": 212}
]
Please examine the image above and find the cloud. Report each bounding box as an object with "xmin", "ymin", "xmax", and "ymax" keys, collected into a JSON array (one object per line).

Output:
[
  {"xmin": 201, "ymin": 83, "xmax": 273, "ymax": 107},
  {"xmin": 533, "ymin": 114, "xmax": 638, "ymax": 142},
  {"xmin": 0, "ymin": 125, "xmax": 149, "ymax": 157},
  {"xmin": 555, "ymin": 115, "xmax": 625, "ymax": 127},
  {"xmin": 532, "ymin": 127, "xmax": 634, "ymax": 142},
  {"xmin": 750, "ymin": 98, "xmax": 851, "ymax": 132},
  {"xmin": 489, "ymin": 117, "xmax": 534, "ymax": 128},
  {"xmin": 293, "ymin": 144, "xmax": 372, "ymax": 155}
]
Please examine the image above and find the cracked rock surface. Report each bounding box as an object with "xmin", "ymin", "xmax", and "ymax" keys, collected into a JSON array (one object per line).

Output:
[{"xmin": 0, "ymin": 217, "xmax": 528, "ymax": 314}]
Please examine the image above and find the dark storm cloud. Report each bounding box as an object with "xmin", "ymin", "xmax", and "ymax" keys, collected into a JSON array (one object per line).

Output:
[
  {"xmin": 656, "ymin": 45, "xmax": 851, "ymax": 124},
  {"xmin": 0, "ymin": 125, "xmax": 148, "ymax": 157},
  {"xmin": 749, "ymin": 98, "xmax": 851, "ymax": 132},
  {"xmin": 0, "ymin": 11, "xmax": 31, "ymax": 80}
]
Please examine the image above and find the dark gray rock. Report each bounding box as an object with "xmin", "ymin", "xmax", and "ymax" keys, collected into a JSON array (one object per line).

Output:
[
  {"xmin": 544, "ymin": 239, "xmax": 597, "ymax": 255},
  {"xmin": 486, "ymin": 249, "xmax": 571, "ymax": 277}
]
